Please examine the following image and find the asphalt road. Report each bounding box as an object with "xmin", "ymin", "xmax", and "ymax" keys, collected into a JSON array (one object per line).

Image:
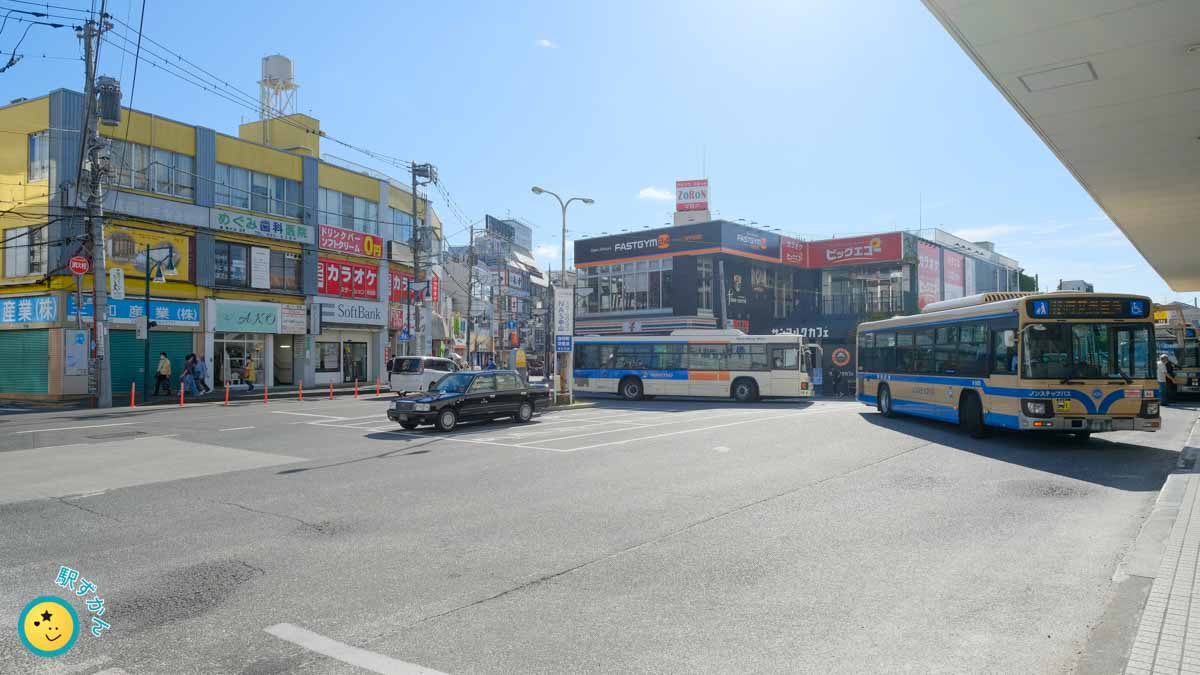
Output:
[{"xmin": 0, "ymin": 393, "xmax": 1195, "ymax": 674}]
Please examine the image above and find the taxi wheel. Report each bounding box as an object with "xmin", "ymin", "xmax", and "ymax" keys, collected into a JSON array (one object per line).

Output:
[
  {"xmin": 514, "ymin": 401, "xmax": 534, "ymax": 423},
  {"xmin": 435, "ymin": 408, "xmax": 458, "ymax": 432},
  {"xmin": 399, "ymin": 421, "xmax": 419, "ymax": 430}
]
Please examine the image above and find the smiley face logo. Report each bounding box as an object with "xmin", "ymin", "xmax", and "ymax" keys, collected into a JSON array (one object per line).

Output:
[{"xmin": 17, "ymin": 595, "xmax": 78, "ymax": 657}]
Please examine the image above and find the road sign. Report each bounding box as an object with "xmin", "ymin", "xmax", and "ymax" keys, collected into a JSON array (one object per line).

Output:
[
  {"xmin": 555, "ymin": 335, "xmax": 573, "ymax": 353},
  {"xmin": 108, "ymin": 267, "xmax": 125, "ymax": 300},
  {"xmin": 68, "ymin": 256, "xmax": 90, "ymax": 275},
  {"xmin": 397, "ymin": 329, "xmax": 411, "ymax": 342},
  {"xmin": 507, "ymin": 319, "xmax": 518, "ymax": 329}
]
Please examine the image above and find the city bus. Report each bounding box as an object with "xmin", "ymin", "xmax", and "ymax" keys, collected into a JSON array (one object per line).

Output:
[
  {"xmin": 1155, "ymin": 306, "xmax": 1200, "ymax": 394},
  {"xmin": 856, "ymin": 292, "xmax": 1161, "ymax": 440},
  {"xmin": 573, "ymin": 330, "xmax": 814, "ymax": 402}
]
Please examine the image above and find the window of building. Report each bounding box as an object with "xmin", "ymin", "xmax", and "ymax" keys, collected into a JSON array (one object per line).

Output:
[
  {"xmin": 774, "ymin": 269, "xmax": 794, "ymax": 319},
  {"xmin": 697, "ymin": 257, "xmax": 713, "ymax": 313},
  {"xmin": 270, "ymin": 251, "xmax": 302, "ymax": 292},
  {"xmin": 3, "ymin": 226, "xmax": 45, "ymax": 277},
  {"xmin": 216, "ymin": 163, "xmax": 300, "ymax": 217},
  {"xmin": 214, "ymin": 241, "xmax": 249, "ymax": 287},
  {"xmin": 319, "ymin": 188, "xmax": 377, "ymax": 233},
  {"xmin": 316, "ymin": 342, "xmax": 340, "ymax": 372},
  {"xmin": 110, "ymin": 139, "xmax": 195, "ymax": 200},
  {"xmin": 581, "ymin": 258, "xmax": 672, "ymax": 314},
  {"xmin": 27, "ymin": 131, "xmax": 49, "ymax": 181},
  {"xmin": 390, "ymin": 207, "xmax": 414, "ymax": 243}
]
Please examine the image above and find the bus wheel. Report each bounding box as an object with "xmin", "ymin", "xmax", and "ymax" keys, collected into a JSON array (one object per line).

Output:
[
  {"xmin": 619, "ymin": 377, "xmax": 644, "ymax": 401},
  {"xmin": 878, "ymin": 385, "xmax": 894, "ymax": 418},
  {"xmin": 1073, "ymin": 430, "xmax": 1092, "ymax": 443},
  {"xmin": 732, "ymin": 378, "xmax": 758, "ymax": 403},
  {"xmin": 959, "ymin": 392, "xmax": 988, "ymax": 438}
]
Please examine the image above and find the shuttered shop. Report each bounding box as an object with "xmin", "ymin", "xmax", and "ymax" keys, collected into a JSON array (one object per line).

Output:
[
  {"xmin": 0, "ymin": 329, "xmax": 49, "ymax": 394},
  {"xmin": 109, "ymin": 330, "xmax": 193, "ymax": 394}
]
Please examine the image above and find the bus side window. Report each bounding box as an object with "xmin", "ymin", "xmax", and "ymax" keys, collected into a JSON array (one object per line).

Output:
[
  {"xmin": 877, "ymin": 332, "xmax": 896, "ymax": 372},
  {"xmin": 896, "ymin": 331, "xmax": 915, "ymax": 373},
  {"xmin": 991, "ymin": 329, "xmax": 1017, "ymax": 374},
  {"xmin": 769, "ymin": 346, "xmax": 799, "ymax": 369}
]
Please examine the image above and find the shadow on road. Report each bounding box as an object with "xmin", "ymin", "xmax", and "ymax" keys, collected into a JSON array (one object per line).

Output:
[
  {"xmin": 860, "ymin": 412, "xmax": 1177, "ymax": 492},
  {"xmin": 275, "ymin": 438, "xmax": 439, "ymax": 476}
]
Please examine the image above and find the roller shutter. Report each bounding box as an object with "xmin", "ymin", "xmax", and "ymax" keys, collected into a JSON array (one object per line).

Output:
[
  {"xmin": 109, "ymin": 329, "xmax": 193, "ymax": 396},
  {"xmin": 0, "ymin": 329, "xmax": 49, "ymax": 394}
]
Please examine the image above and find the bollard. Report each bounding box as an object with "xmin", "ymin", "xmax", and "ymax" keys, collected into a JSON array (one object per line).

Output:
[
  {"xmin": 179, "ymin": 388, "xmax": 184, "ymax": 408},
  {"xmin": 224, "ymin": 382, "xmax": 230, "ymax": 406},
  {"xmin": 355, "ymin": 379, "xmax": 359, "ymax": 399},
  {"xmin": 264, "ymin": 382, "xmax": 269, "ymax": 404},
  {"xmin": 299, "ymin": 382, "xmax": 303, "ymax": 402},
  {"xmin": 329, "ymin": 382, "xmax": 334, "ymax": 400},
  {"xmin": 376, "ymin": 379, "xmax": 381, "ymax": 397},
  {"xmin": 130, "ymin": 382, "xmax": 136, "ymax": 408}
]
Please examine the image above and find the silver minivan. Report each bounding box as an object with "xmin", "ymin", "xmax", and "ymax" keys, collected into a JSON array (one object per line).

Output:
[{"xmin": 387, "ymin": 357, "xmax": 460, "ymax": 394}]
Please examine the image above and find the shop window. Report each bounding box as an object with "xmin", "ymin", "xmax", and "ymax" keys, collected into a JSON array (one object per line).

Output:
[
  {"xmin": 316, "ymin": 342, "xmax": 341, "ymax": 372},
  {"xmin": 270, "ymin": 251, "xmax": 302, "ymax": 292},
  {"xmin": 214, "ymin": 241, "xmax": 249, "ymax": 287}
]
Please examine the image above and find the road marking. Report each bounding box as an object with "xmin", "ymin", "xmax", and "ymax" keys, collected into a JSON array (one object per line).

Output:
[
  {"xmin": 714, "ymin": 446, "xmax": 731, "ymax": 453},
  {"xmin": 379, "ymin": 430, "xmax": 553, "ymax": 452},
  {"xmin": 562, "ymin": 408, "xmax": 843, "ymax": 452},
  {"xmin": 94, "ymin": 669, "xmax": 132, "ymax": 675},
  {"xmin": 15, "ymin": 422, "xmax": 136, "ymax": 434},
  {"xmin": 530, "ymin": 409, "xmax": 755, "ymax": 444},
  {"xmin": 219, "ymin": 426, "xmax": 255, "ymax": 432},
  {"xmin": 270, "ymin": 411, "xmax": 345, "ymax": 419},
  {"xmin": 265, "ymin": 622, "xmax": 448, "ymax": 675}
]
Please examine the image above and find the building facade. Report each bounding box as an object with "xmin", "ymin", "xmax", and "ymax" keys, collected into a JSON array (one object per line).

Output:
[
  {"xmin": 0, "ymin": 89, "xmax": 439, "ymax": 399},
  {"xmin": 573, "ymin": 220, "xmax": 1021, "ymax": 379}
]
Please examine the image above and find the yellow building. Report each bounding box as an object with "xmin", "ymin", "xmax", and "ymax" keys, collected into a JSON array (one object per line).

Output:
[{"xmin": 0, "ymin": 89, "xmax": 440, "ymax": 400}]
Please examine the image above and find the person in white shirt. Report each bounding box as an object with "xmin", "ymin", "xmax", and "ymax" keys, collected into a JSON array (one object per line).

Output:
[{"xmin": 1158, "ymin": 354, "xmax": 1175, "ymax": 406}]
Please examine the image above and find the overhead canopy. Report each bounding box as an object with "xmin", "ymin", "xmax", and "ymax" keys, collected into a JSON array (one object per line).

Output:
[{"xmin": 925, "ymin": 0, "xmax": 1200, "ymax": 290}]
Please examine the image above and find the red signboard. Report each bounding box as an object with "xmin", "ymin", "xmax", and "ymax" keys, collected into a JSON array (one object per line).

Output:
[
  {"xmin": 318, "ymin": 224, "xmax": 384, "ymax": 258},
  {"xmin": 388, "ymin": 305, "xmax": 405, "ymax": 330},
  {"xmin": 807, "ymin": 233, "xmax": 902, "ymax": 268},
  {"xmin": 68, "ymin": 256, "xmax": 91, "ymax": 275},
  {"xmin": 780, "ymin": 237, "xmax": 806, "ymax": 267},
  {"xmin": 389, "ymin": 268, "xmax": 415, "ymax": 303},
  {"xmin": 675, "ymin": 179, "xmax": 709, "ymax": 212},
  {"xmin": 943, "ymin": 251, "xmax": 964, "ymax": 301},
  {"xmin": 431, "ymin": 274, "xmax": 439, "ymax": 303},
  {"xmin": 317, "ymin": 258, "xmax": 379, "ymax": 299},
  {"xmin": 917, "ymin": 240, "xmax": 941, "ymax": 309}
]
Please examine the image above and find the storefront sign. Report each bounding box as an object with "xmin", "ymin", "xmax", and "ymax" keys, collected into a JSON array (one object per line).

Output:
[
  {"xmin": 214, "ymin": 300, "xmax": 279, "ymax": 333},
  {"xmin": 943, "ymin": 251, "xmax": 964, "ymax": 301},
  {"xmin": 210, "ymin": 209, "xmax": 314, "ymax": 244},
  {"xmin": 106, "ymin": 224, "xmax": 190, "ymax": 279},
  {"xmin": 318, "ymin": 258, "xmax": 379, "ymax": 299},
  {"xmin": 676, "ymin": 179, "xmax": 709, "ymax": 212},
  {"xmin": 318, "ymin": 224, "xmax": 384, "ymax": 258},
  {"xmin": 575, "ymin": 222, "xmax": 722, "ymax": 265},
  {"xmin": 917, "ymin": 240, "xmax": 941, "ymax": 309},
  {"xmin": 250, "ymin": 246, "xmax": 271, "ymax": 290},
  {"xmin": 553, "ymin": 287, "xmax": 574, "ymax": 336},
  {"xmin": 279, "ymin": 304, "xmax": 307, "ymax": 335},
  {"xmin": 320, "ymin": 298, "xmax": 386, "ymax": 326},
  {"xmin": 722, "ymin": 224, "xmax": 780, "ymax": 259},
  {"xmin": 68, "ymin": 296, "xmax": 201, "ymax": 327},
  {"xmin": 389, "ymin": 305, "xmax": 405, "ymax": 330},
  {"xmin": 389, "ymin": 268, "xmax": 414, "ymax": 303},
  {"xmin": 431, "ymin": 274, "xmax": 439, "ymax": 303},
  {"xmin": 64, "ymin": 329, "xmax": 89, "ymax": 376},
  {"xmin": 781, "ymin": 236, "xmax": 806, "ymax": 267},
  {"xmin": 807, "ymin": 233, "xmax": 903, "ymax": 268},
  {"xmin": 0, "ymin": 295, "xmax": 57, "ymax": 325}
]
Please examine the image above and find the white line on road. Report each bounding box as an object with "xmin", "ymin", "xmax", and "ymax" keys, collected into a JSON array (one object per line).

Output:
[
  {"xmin": 270, "ymin": 411, "xmax": 345, "ymax": 419},
  {"xmin": 563, "ymin": 408, "xmax": 845, "ymax": 452},
  {"xmin": 379, "ymin": 429, "xmax": 553, "ymax": 451},
  {"xmin": 16, "ymin": 422, "xmax": 136, "ymax": 434},
  {"xmin": 219, "ymin": 426, "xmax": 255, "ymax": 432},
  {"xmin": 530, "ymin": 409, "xmax": 755, "ymax": 444},
  {"xmin": 265, "ymin": 622, "xmax": 448, "ymax": 675},
  {"xmin": 94, "ymin": 669, "xmax": 132, "ymax": 675}
]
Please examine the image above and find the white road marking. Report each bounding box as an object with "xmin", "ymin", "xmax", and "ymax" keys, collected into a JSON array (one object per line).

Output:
[
  {"xmin": 265, "ymin": 622, "xmax": 448, "ymax": 675},
  {"xmin": 380, "ymin": 430, "xmax": 553, "ymax": 452},
  {"xmin": 714, "ymin": 446, "xmax": 731, "ymax": 453},
  {"xmin": 16, "ymin": 422, "xmax": 136, "ymax": 434},
  {"xmin": 562, "ymin": 408, "xmax": 845, "ymax": 452},
  {"xmin": 94, "ymin": 669, "xmax": 132, "ymax": 675},
  {"xmin": 219, "ymin": 426, "xmax": 255, "ymax": 432},
  {"xmin": 270, "ymin": 411, "xmax": 345, "ymax": 419},
  {"xmin": 530, "ymin": 409, "xmax": 755, "ymax": 444}
]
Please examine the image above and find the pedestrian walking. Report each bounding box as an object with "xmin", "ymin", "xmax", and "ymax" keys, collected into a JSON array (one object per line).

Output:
[
  {"xmin": 243, "ymin": 356, "xmax": 256, "ymax": 391},
  {"xmin": 485, "ymin": 358, "xmax": 498, "ymax": 370},
  {"xmin": 153, "ymin": 351, "xmax": 173, "ymax": 396},
  {"xmin": 1159, "ymin": 354, "xmax": 1176, "ymax": 407},
  {"xmin": 181, "ymin": 354, "xmax": 199, "ymax": 397},
  {"xmin": 194, "ymin": 353, "xmax": 211, "ymax": 394},
  {"xmin": 830, "ymin": 367, "xmax": 843, "ymax": 398}
]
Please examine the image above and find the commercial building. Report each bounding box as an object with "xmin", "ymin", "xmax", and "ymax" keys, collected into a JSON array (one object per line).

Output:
[
  {"xmin": 1057, "ymin": 279, "xmax": 1094, "ymax": 293},
  {"xmin": 573, "ymin": 220, "xmax": 1021, "ymax": 376},
  {"xmin": 0, "ymin": 87, "xmax": 439, "ymax": 400},
  {"xmin": 476, "ymin": 216, "xmax": 545, "ymax": 362}
]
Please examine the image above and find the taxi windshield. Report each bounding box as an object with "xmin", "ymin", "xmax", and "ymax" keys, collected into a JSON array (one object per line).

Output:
[
  {"xmin": 430, "ymin": 373, "xmax": 472, "ymax": 394},
  {"xmin": 1022, "ymin": 323, "xmax": 1153, "ymax": 380}
]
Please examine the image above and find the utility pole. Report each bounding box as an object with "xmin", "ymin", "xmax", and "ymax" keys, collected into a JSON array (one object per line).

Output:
[
  {"xmin": 465, "ymin": 222, "xmax": 474, "ymax": 368},
  {"xmin": 410, "ymin": 162, "xmax": 437, "ymax": 356},
  {"xmin": 80, "ymin": 16, "xmax": 114, "ymax": 408}
]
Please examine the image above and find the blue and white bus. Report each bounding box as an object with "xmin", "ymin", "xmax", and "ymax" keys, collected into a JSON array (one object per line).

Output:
[{"xmin": 573, "ymin": 330, "xmax": 814, "ymax": 402}]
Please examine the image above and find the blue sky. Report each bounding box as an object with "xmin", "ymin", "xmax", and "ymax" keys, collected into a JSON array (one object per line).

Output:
[{"xmin": 6, "ymin": 0, "xmax": 1191, "ymax": 304}]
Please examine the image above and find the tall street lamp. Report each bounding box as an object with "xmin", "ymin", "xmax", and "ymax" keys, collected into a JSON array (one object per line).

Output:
[{"xmin": 532, "ymin": 185, "xmax": 593, "ymax": 404}]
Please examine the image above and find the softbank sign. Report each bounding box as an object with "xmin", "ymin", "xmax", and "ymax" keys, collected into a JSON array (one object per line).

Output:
[{"xmin": 614, "ymin": 233, "xmax": 670, "ymax": 252}]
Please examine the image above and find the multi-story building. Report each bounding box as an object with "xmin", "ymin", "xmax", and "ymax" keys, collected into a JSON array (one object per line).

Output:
[
  {"xmin": 572, "ymin": 220, "xmax": 1021, "ymax": 376},
  {"xmin": 1057, "ymin": 279, "xmax": 1094, "ymax": 293},
  {"xmin": 0, "ymin": 89, "xmax": 439, "ymax": 399},
  {"xmin": 477, "ymin": 215, "xmax": 544, "ymax": 362}
]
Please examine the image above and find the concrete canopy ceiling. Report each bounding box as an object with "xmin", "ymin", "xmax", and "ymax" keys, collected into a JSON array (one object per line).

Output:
[{"xmin": 924, "ymin": 0, "xmax": 1200, "ymax": 291}]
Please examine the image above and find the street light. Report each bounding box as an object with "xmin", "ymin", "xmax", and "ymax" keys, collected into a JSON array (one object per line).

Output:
[{"xmin": 532, "ymin": 185, "xmax": 593, "ymax": 403}]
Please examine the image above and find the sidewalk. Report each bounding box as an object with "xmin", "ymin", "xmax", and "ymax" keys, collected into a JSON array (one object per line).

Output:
[{"xmin": 1123, "ymin": 418, "xmax": 1200, "ymax": 675}]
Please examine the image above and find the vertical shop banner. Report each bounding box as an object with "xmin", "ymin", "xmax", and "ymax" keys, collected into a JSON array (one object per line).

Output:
[
  {"xmin": 318, "ymin": 224, "xmax": 383, "ymax": 257},
  {"xmin": 389, "ymin": 269, "xmax": 414, "ymax": 303},
  {"xmin": 250, "ymin": 247, "xmax": 271, "ymax": 290},
  {"xmin": 388, "ymin": 305, "xmax": 405, "ymax": 330},
  {"xmin": 917, "ymin": 240, "xmax": 941, "ymax": 309},
  {"xmin": 431, "ymin": 274, "xmax": 439, "ymax": 303},
  {"xmin": 943, "ymin": 251, "xmax": 964, "ymax": 300},
  {"xmin": 964, "ymin": 257, "xmax": 976, "ymax": 296},
  {"xmin": 553, "ymin": 287, "xmax": 574, "ymax": 336},
  {"xmin": 317, "ymin": 258, "xmax": 379, "ymax": 300},
  {"xmin": 780, "ymin": 236, "xmax": 806, "ymax": 267}
]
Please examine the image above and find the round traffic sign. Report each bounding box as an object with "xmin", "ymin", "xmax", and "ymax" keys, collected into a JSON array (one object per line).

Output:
[
  {"xmin": 68, "ymin": 256, "xmax": 90, "ymax": 275},
  {"xmin": 831, "ymin": 347, "xmax": 852, "ymax": 368}
]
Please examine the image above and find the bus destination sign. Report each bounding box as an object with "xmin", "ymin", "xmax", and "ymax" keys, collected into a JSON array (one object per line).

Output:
[{"xmin": 1027, "ymin": 297, "xmax": 1149, "ymax": 320}]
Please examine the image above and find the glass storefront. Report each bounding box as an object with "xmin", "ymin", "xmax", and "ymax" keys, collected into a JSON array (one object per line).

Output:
[
  {"xmin": 821, "ymin": 265, "xmax": 910, "ymax": 316},
  {"xmin": 214, "ymin": 333, "xmax": 267, "ymax": 387},
  {"xmin": 581, "ymin": 258, "xmax": 673, "ymax": 313}
]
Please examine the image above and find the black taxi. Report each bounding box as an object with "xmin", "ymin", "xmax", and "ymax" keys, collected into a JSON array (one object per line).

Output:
[{"xmin": 386, "ymin": 369, "xmax": 551, "ymax": 431}]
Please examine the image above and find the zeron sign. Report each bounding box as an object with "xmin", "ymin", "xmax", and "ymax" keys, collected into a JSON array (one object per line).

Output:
[{"xmin": 676, "ymin": 179, "xmax": 708, "ymax": 212}]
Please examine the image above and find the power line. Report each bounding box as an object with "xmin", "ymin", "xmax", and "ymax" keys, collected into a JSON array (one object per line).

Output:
[{"xmin": 113, "ymin": 0, "xmax": 141, "ymax": 192}]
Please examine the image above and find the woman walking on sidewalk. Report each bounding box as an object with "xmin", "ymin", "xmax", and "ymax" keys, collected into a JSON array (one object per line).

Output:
[
  {"xmin": 243, "ymin": 356, "xmax": 256, "ymax": 391},
  {"xmin": 153, "ymin": 352, "xmax": 173, "ymax": 396}
]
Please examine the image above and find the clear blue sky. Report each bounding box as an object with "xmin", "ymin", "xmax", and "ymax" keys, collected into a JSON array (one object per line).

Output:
[{"xmin": 6, "ymin": 0, "xmax": 1191, "ymax": 304}]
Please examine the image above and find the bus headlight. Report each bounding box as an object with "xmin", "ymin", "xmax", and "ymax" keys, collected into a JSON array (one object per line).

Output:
[
  {"xmin": 1021, "ymin": 399, "xmax": 1053, "ymax": 418},
  {"xmin": 1141, "ymin": 400, "xmax": 1160, "ymax": 418}
]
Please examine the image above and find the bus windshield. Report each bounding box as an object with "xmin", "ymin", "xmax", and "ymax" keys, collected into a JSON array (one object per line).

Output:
[{"xmin": 1022, "ymin": 323, "xmax": 1152, "ymax": 381}]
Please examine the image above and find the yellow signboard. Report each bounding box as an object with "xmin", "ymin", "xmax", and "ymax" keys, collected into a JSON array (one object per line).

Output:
[
  {"xmin": 106, "ymin": 224, "xmax": 189, "ymax": 279},
  {"xmin": 515, "ymin": 349, "xmax": 527, "ymax": 368},
  {"xmin": 1154, "ymin": 310, "xmax": 1170, "ymax": 322}
]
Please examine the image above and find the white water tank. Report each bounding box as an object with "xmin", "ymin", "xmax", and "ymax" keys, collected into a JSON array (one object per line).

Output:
[{"xmin": 262, "ymin": 54, "xmax": 293, "ymax": 85}]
